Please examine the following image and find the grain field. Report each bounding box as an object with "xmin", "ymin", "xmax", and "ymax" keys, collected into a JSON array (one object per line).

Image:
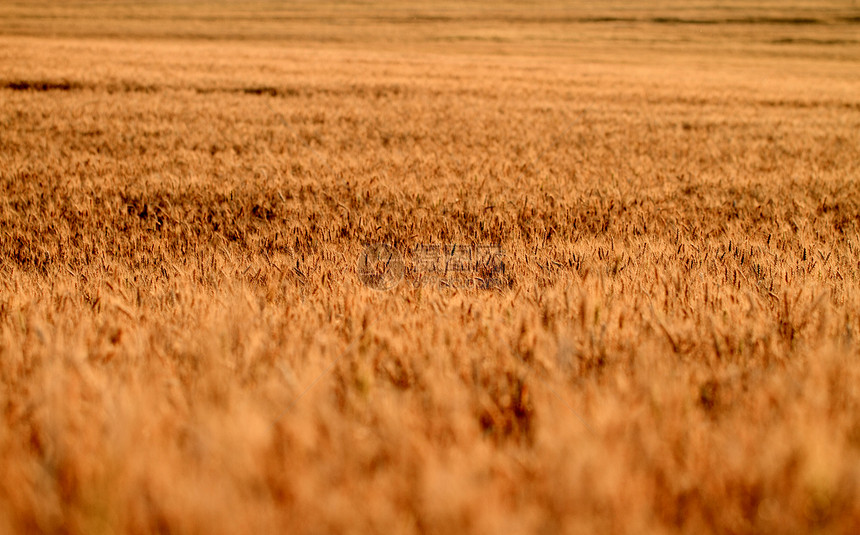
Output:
[{"xmin": 1, "ymin": 1, "xmax": 859, "ymax": 533}]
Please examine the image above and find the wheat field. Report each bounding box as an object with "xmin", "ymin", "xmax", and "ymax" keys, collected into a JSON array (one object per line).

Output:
[{"xmin": 1, "ymin": 1, "xmax": 859, "ymax": 533}]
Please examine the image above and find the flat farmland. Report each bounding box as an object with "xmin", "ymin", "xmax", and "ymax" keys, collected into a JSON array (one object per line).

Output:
[{"xmin": 1, "ymin": 2, "xmax": 859, "ymax": 533}]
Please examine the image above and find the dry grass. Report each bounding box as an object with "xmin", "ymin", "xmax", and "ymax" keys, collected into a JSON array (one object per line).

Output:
[{"xmin": 1, "ymin": 1, "xmax": 860, "ymax": 533}]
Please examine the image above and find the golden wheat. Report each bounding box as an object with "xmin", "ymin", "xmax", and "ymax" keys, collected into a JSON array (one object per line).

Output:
[{"xmin": 1, "ymin": 1, "xmax": 859, "ymax": 533}]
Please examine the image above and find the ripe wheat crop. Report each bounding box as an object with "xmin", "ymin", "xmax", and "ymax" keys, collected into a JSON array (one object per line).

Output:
[{"xmin": 1, "ymin": 1, "xmax": 859, "ymax": 533}]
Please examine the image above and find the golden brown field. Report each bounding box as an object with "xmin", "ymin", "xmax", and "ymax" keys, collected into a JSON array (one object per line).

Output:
[{"xmin": 1, "ymin": 1, "xmax": 859, "ymax": 533}]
